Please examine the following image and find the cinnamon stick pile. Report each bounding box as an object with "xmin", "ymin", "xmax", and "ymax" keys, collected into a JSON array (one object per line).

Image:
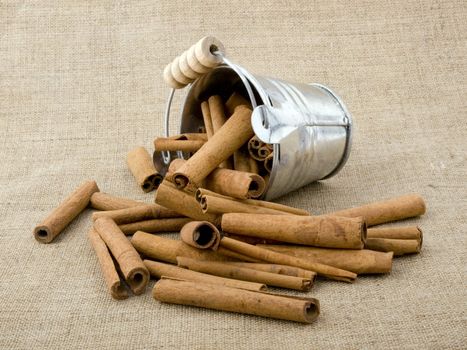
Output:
[{"xmin": 33, "ymin": 91, "xmax": 426, "ymax": 324}]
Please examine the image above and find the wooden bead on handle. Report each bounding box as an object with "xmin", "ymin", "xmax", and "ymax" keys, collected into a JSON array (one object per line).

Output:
[
  {"xmin": 163, "ymin": 63, "xmax": 184, "ymax": 89},
  {"xmin": 171, "ymin": 56, "xmax": 194, "ymax": 85},
  {"xmin": 186, "ymin": 45, "xmax": 211, "ymax": 74},
  {"xmin": 179, "ymin": 50, "xmax": 200, "ymax": 80},
  {"xmin": 194, "ymin": 36, "xmax": 225, "ymax": 68}
]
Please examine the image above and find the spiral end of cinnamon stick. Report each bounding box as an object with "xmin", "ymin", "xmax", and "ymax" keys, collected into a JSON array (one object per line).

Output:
[
  {"xmin": 110, "ymin": 281, "xmax": 129, "ymax": 300},
  {"xmin": 246, "ymin": 174, "xmax": 266, "ymax": 198},
  {"xmin": 33, "ymin": 225, "xmax": 53, "ymax": 244},
  {"xmin": 127, "ymin": 267, "xmax": 149, "ymax": 295},
  {"xmin": 303, "ymin": 299, "xmax": 320, "ymax": 323},
  {"xmin": 173, "ymin": 174, "xmax": 189, "ymax": 189}
]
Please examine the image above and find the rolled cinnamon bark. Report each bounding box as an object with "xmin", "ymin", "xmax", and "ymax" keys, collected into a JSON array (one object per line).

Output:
[
  {"xmin": 328, "ymin": 194, "xmax": 426, "ymax": 226},
  {"xmin": 367, "ymin": 226, "xmax": 423, "ymax": 242},
  {"xmin": 216, "ymin": 247, "xmax": 262, "ymax": 262},
  {"xmin": 257, "ymin": 145, "xmax": 271, "ymax": 160},
  {"xmin": 180, "ymin": 221, "xmax": 221, "ymax": 250},
  {"xmin": 200, "ymin": 101, "xmax": 214, "ymax": 139},
  {"xmin": 155, "ymin": 180, "xmax": 219, "ymax": 224},
  {"xmin": 144, "ymin": 260, "xmax": 266, "ymax": 292},
  {"xmin": 154, "ymin": 138, "xmax": 205, "ymax": 153},
  {"xmin": 130, "ymin": 231, "xmax": 230, "ymax": 263},
  {"xmin": 233, "ymin": 148, "xmax": 253, "ymax": 172},
  {"xmin": 168, "ymin": 133, "xmax": 207, "ymax": 141},
  {"xmin": 264, "ymin": 153, "xmax": 273, "ymax": 173},
  {"xmin": 127, "ymin": 147, "xmax": 162, "ymax": 192},
  {"xmin": 34, "ymin": 180, "xmax": 99, "ymax": 243},
  {"xmin": 94, "ymin": 218, "xmax": 149, "ymax": 295},
  {"xmin": 222, "ymin": 213, "xmax": 366, "ymax": 249},
  {"xmin": 169, "ymin": 159, "xmax": 265, "ymax": 199},
  {"xmin": 220, "ymin": 237, "xmax": 357, "ymax": 282},
  {"xmin": 224, "ymin": 262, "xmax": 317, "ymax": 280},
  {"xmin": 225, "ymin": 91, "xmax": 251, "ymax": 115},
  {"xmin": 248, "ymin": 136, "xmax": 266, "ymax": 161},
  {"xmin": 196, "ymin": 188, "xmax": 309, "ymax": 216},
  {"xmin": 173, "ymin": 105, "xmax": 254, "ymax": 189},
  {"xmin": 208, "ymin": 95, "xmax": 232, "ymax": 169},
  {"xmin": 90, "ymin": 192, "xmax": 146, "ymax": 211},
  {"xmin": 119, "ymin": 217, "xmax": 191, "ymax": 235},
  {"xmin": 248, "ymin": 157, "xmax": 260, "ymax": 175},
  {"xmin": 88, "ymin": 228, "xmax": 128, "ymax": 300},
  {"xmin": 365, "ymin": 238, "xmax": 421, "ymax": 256},
  {"xmin": 92, "ymin": 204, "xmax": 182, "ymax": 224},
  {"xmin": 177, "ymin": 257, "xmax": 314, "ymax": 291},
  {"xmin": 153, "ymin": 278, "xmax": 320, "ymax": 323},
  {"xmin": 224, "ymin": 233, "xmax": 281, "ymax": 245},
  {"xmin": 259, "ymin": 245, "xmax": 393, "ymax": 274}
]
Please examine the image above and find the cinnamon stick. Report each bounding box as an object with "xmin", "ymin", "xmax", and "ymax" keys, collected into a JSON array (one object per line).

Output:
[
  {"xmin": 34, "ymin": 180, "xmax": 99, "ymax": 243},
  {"xmin": 264, "ymin": 153, "xmax": 273, "ymax": 173},
  {"xmin": 367, "ymin": 226, "xmax": 422, "ymax": 241},
  {"xmin": 259, "ymin": 245, "xmax": 393, "ymax": 274},
  {"xmin": 208, "ymin": 95, "xmax": 232, "ymax": 169},
  {"xmin": 221, "ymin": 213, "xmax": 366, "ymax": 249},
  {"xmin": 216, "ymin": 247, "xmax": 262, "ymax": 262},
  {"xmin": 155, "ymin": 180, "xmax": 219, "ymax": 224},
  {"xmin": 154, "ymin": 138, "xmax": 205, "ymax": 153},
  {"xmin": 92, "ymin": 203, "xmax": 182, "ymax": 224},
  {"xmin": 223, "ymin": 262, "xmax": 317, "ymax": 280},
  {"xmin": 365, "ymin": 238, "xmax": 421, "ymax": 256},
  {"xmin": 153, "ymin": 278, "xmax": 320, "ymax": 323},
  {"xmin": 220, "ymin": 237, "xmax": 357, "ymax": 282},
  {"xmin": 200, "ymin": 101, "xmax": 214, "ymax": 139},
  {"xmin": 167, "ymin": 133, "xmax": 207, "ymax": 141},
  {"xmin": 225, "ymin": 91, "xmax": 251, "ymax": 115},
  {"xmin": 118, "ymin": 217, "xmax": 191, "ymax": 235},
  {"xmin": 169, "ymin": 159, "xmax": 265, "ymax": 199},
  {"xmin": 88, "ymin": 228, "xmax": 128, "ymax": 300},
  {"xmin": 180, "ymin": 221, "xmax": 221, "ymax": 250},
  {"xmin": 177, "ymin": 257, "xmax": 314, "ymax": 291},
  {"xmin": 173, "ymin": 105, "xmax": 254, "ymax": 189},
  {"xmin": 90, "ymin": 192, "xmax": 146, "ymax": 211},
  {"xmin": 94, "ymin": 217, "xmax": 149, "ymax": 295},
  {"xmin": 328, "ymin": 194, "xmax": 426, "ymax": 226},
  {"xmin": 127, "ymin": 146, "xmax": 162, "ymax": 192},
  {"xmin": 130, "ymin": 231, "xmax": 231, "ymax": 264},
  {"xmin": 144, "ymin": 260, "xmax": 266, "ymax": 292}
]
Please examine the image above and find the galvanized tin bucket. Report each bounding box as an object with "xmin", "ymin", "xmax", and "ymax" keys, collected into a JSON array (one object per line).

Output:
[{"xmin": 155, "ymin": 56, "xmax": 352, "ymax": 200}]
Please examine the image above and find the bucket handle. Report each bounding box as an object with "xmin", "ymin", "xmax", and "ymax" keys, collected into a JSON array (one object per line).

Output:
[{"xmin": 162, "ymin": 53, "xmax": 260, "ymax": 165}]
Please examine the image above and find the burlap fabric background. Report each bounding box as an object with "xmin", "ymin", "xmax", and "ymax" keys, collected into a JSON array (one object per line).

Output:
[{"xmin": 1, "ymin": 1, "xmax": 465, "ymax": 349}]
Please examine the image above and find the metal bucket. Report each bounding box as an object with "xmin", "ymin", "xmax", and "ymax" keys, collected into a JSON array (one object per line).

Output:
[{"xmin": 155, "ymin": 57, "xmax": 352, "ymax": 200}]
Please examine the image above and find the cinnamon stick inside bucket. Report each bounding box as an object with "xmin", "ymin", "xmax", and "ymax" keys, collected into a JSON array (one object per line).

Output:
[
  {"xmin": 328, "ymin": 194, "xmax": 426, "ymax": 226},
  {"xmin": 94, "ymin": 217, "xmax": 149, "ymax": 295},
  {"xmin": 180, "ymin": 221, "xmax": 221, "ymax": 250},
  {"xmin": 221, "ymin": 213, "xmax": 366, "ymax": 249},
  {"xmin": 259, "ymin": 245, "xmax": 393, "ymax": 274},
  {"xmin": 154, "ymin": 138, "xmax": 205, "ymax": 153},
  {"xmin": 173, "ymin": 105, "xmax": 253, "ymax": 189},
  {"xmin": 177, "ymin": 257, "xmax": 314, "ymax": 291},
  {"xmin": 127, "ymin": 146, "xmax": 162, "ymax": 192},
  {"xmin": 144, "ymin": 260, "xmax": 265, "ymax": 292},
  {"xmin": 88, "ymin": 228, "xmax": 128, "ymax": 300},
  {"xmin": 219, "ymin": 237, "xmax": 357, "ymax": 282},
  {"xmin": 34, "ymin": 180, "xmax": 99, "ymax": 243},
  {"xmin": 208, "ymin": 95, "xmax": 232, "ymax": 169},
  {"xmin": 225, "ymin": 91, "xmax": 251, "ymax": 115},
  {"xmin": 200, "ymin": 101, "xmax": 214, "ymax": 139},
  {"xmin": 153, "ymin": 278, "xmax": 320, "ymax": 323}
]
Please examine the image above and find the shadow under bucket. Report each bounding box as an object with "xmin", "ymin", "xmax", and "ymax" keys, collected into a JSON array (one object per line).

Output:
[{"xmin": 155, "ymin": 61, "xmax": 352, "ymax": 200}]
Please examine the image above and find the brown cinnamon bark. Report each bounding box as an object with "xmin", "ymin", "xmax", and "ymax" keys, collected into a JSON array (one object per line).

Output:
[
  {"xmin": 328, "ymin": 194, "xmax": 426, "ymax": 226},
  {"xmin": 155, "ymin": 180, "xmax": 219, "ymax": 224},
  {"xmin": 92, "ymin": 204, "xmax": 182, "ymax": 224},
  {"xmin": 223, "ymin": 262, "xmax": 317, "ymax": 280},
  {"xmin": 34, "ymin": 180, "xmax": 99, "ymax": 243},
  {"xmin": 167, "ymin": 133, "xmax": 207, "ymax": 141},
  {"xmin": 154, "ymin": 138, "xmax": 205, "ymax": 153},
  {"xmin": 216, "ymin": 247, "xmax": 262, "ymax": 262},
  {"xmin": 221, "ymin": 213, "xmax": 366, "ymax": 249},
  {"xmin": 200, "ymin": 101, "xmax": 214, "ymax": 139},
  {"xmin": 220, "ymin": 237, "xmax": 357, "ymax": 282},
  {"xmin": 144, "ymin": 260, "xmax": 265, "ymax": 292},
  {"xmin": 264, "ymin": 153, "xmax": 273, "ymax": 173},
  {"xmin": 169, "ymin": 159, "xmax": 265, "ymax": 199},
  {"xmin": 365, "ymin": 238, "xmax": 421, "ymax": 256},
  {"xmin": 119, "ymin": 217, "xmax": 191, "ymax": 235},
  {"xmin": 90, "ymin": 192, "xmax": 146, "ymax": 211},
  {"xmin": 177, "ymin": 257, "xmax": 314, "ymax": 291},
  {"xmin": 88, "ymin": 228, "xmax": 128, "ymax": 300},
  {"xmin": 127, "ymin": 147, "xmax": 162, "ymax": 192},
  {"xmin": 153, "ymin": 278, "xmax": 320, "ymax": 323},
  {"xmin": 180, "ymin": 221, "xmax": 221, "ymax": 250},
  {"xmin": 130, "ymin": 231, "xmax": 231, "ymax": 263},
  {"xmin": 225, "ymin": 92, "xmax": 251, "ymax": 115},
  {"xmin": 367, "ymin": 226, "xmax": 423, "ymax": 242},
  {"xmin": 196, "ymin": 188, "xmax": 309, "ymax": 216},
  {"xmin": 173, "ymin": 105, "xmax": 253, "ymax": 189},
  {"xmin": 94, "ymin": 218, "xmax": 149, "ymax": 295},
  {"xmin": 208, "ymin": 95, "xmax": 232, "ymax": 169},
  {"xmin": 259, "ymin": 245, "xmax": 393, "ymax": 274},
  {"xmin": 257, "ymin": 145, "xmax": 271, "ymax": 160}
]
